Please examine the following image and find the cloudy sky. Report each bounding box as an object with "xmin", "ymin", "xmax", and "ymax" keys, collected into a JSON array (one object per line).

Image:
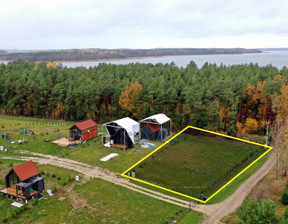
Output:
[{"xmin": 1, "ymin": 0, "xmax": 288, "ymax": 49}]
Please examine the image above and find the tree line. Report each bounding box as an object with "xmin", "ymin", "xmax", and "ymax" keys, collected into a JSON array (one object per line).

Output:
[
  {"xmin": 0, "ymin": 48, "xmax": 261, "ymax": 62},
  {"xmin": 0, "ymin": 60, "xmax": 287, "ymax": 135}
]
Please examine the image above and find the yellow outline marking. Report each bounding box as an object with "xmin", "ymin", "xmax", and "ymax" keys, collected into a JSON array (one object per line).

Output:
[{"xmin": 121, "ymin": 126, "xmax": 273, "ymax": 203}]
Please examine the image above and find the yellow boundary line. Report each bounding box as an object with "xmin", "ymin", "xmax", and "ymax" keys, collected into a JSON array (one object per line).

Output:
[{"xmin": 121, "ymin": 126, "xmax": 273, "ymax": 203}]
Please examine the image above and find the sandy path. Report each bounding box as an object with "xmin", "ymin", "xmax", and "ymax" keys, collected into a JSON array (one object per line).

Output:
[{"xmin": 1, "ymin": 150, "xmax": 276, "ymax": 224}]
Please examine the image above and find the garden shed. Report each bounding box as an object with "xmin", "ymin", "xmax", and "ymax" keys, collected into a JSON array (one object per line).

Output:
[
  {"xmin": 0, "ymin": 160, "xmax": 44, "ymax": 202},
  {"xmin": 140, "ymin": 113, "xmax": 172, "ymax": 141},
  {"xmin": 69, "ymin": 119, "xmax": 97, "ymax": 142},
  {"xmin": 102, "ymin": 117, "xmax": 139, "ymax": 149}
]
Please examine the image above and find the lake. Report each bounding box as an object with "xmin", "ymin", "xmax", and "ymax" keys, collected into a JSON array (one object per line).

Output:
[
  {"xmin": 61, "ymin": 50, "xmax": 288, "ymax": 69},
  {"xmin": 1, "ymin": 50, "xmax": 287, "ymax": 69}
]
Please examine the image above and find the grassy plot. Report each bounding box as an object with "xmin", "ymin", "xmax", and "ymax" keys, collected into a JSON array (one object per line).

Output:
[
  {"xmin": 206, "ymin": 154, "xmax": 268, "ymax": 204},
  {"xmin": 0, "ymin": 159, "xmax": 77, "ymax": 223},
  {"xmin": 0, "ymin": 115, "xmax": 73, "ymax": 155},
  {"xmin": 66, "ymin": 138, "xmax": 161, "ymax": 172},
  {"xmin": 0, "ymin": 115, "xmax": 159, "ymax": 173},
  {"xmin": 1, "ymin": 176, "xmax": 203, "ymax": 223},
  {"xmin": 132, "ymin": 133, "xmax": 266, "ymax": 201}
]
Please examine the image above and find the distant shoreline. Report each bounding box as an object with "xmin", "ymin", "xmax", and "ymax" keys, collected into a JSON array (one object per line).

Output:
[
  {"xmin": 0, "ymin": 48, "xmax": 262, "ymax": 62},
  {"xmin": 54, "ymin": 52, "xmax": 264, "ymax": 63}
]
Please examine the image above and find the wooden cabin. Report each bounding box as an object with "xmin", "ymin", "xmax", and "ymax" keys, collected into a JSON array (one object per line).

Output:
[
  {"xmin": 69, "ymin": 119, "xmax": 97, "ymax": 142},
  {"xmin": 0, "ymin": 160, "xmax": 45, "ymax": 202}
]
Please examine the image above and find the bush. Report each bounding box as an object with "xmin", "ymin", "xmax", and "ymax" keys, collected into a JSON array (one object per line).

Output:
[
  {"xmin": 2, "ymin": 217, "xmax": 8, "ymax": 223},
  {"xmin": 52, "ymin": 173, "xmax": 56, "ymax": 178},
  {"xmin": 284, "ymin": 206, "xmax": 288, "ymax": 219},
  {"xmin": 281, "ymin": 189, "xmax": 288, "ymax": 205},
  {"xmin": 245, "ymin": 118, "xmax": 258, "ymax": 134},
  {"xmin": 237, "ymin": 199, "xmax": 278, "ymax": 224}
]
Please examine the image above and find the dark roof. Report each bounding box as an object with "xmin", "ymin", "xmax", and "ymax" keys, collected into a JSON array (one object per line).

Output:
[
  {"xmin": 12, "ymin": 160, "xmax": 41, "ymax": 181},
  {"xmin": 147, "ymin": 123, "xmax": 161, "ymax": 133},
  {"xmin": 72, "ymin": 119, "xmax": 97, "ymax": 131}
]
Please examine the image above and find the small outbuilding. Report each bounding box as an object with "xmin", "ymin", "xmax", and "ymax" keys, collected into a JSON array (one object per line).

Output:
[
  {"xmin": 140, "ymin": 113, "xmax": 172, "ymax": 141},
  {"xmin": 102, "ymin": 117, "xmax": 139, "ymax": 149},
  {"xmin": 69, "ymin": 119, "xmax": 97, "ymax": 142},
  {"xmin": 0, "ymin": 160, "xmax": 45, "ymax": 202}
]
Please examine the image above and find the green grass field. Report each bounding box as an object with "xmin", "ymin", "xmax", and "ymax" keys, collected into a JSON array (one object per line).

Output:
[
  {"xmin": 0, "ymin": 159, "xmax": 203, "ymax": 224},
  {"xmin": 132, "ymin": 133, "xmax": 266, "ymax": 200},
  {"xmin": 0, "ymin": 114, "xmax": 271, "ymax": 223},
  {"xmin": 0, "ymin": 115, "xmax": 160, "ymax": 172},
  {"xmin": 0, "ymin": 159, "xmax": 78, "ymax": 223}
]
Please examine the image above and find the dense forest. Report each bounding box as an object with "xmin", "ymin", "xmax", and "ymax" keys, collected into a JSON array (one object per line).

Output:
[
  {"xmin": 0, "ymin": 48, "xmax": 261, "ymax": 62},
  {"xmin": 0, "ymin": 60, "xmax": 287, "ymax": 135}
]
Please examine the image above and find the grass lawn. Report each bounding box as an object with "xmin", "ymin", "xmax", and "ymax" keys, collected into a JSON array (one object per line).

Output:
[
  {"xmin": 0, "ymin": 162, "xmax": 203, "ymax": 224},
  {"xmin": 0, "ymin": 159, "xmax": 78, "ymax": 223},
  {"xmin": 206, "ymin": 154, "xmax": 268, "ymax": 204},
  {"xmin": 0, "ymin": 115, "xmax": 159, "ymax": 173},
  {"xmin": 0, "ymin": 115, "xmax": 73, "ymax": 155},
  {"xmin": 131, "ymin": 133, "xmax": 266, "ymax": 200}
]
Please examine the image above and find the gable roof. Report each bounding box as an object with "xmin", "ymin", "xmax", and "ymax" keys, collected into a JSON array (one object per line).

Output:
[
  {"xmin": 141, "ymin": 113, "xmax": 170, "ymax": 124},
  {"xmin": 12, "ymin": 160, "xmax": 40, "ymax": 181},
  {"xmin": 147, "ymin": 123, "xmax": 161, "ymax": 133},
  {"xmin": 72, "ymin": 119, "xmax": 97, "ymax": 131}
]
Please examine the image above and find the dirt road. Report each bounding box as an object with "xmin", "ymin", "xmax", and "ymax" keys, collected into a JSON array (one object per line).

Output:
[{"xmin": 1, "ymin": 150, "xmax": 276, "ymax": 224}]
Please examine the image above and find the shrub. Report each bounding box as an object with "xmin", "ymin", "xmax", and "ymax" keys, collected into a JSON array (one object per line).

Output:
[
  {"xmin": 2, "ymin": 217, "xmax": 8, "ymax": 223},
  {"xmin": 281, "ymin": 188, "xmax": 288, "ymax": 205},
  {"xmin": 52, "ymin": 173, "xmax": 56, "ymax": 178},
  {"xmin": 237, "ymin": 199, "xmax": 278, "ymax": 224},
  {"xmin": 245, "ymin": 118, "xmax": 258, "ymax": 134}
]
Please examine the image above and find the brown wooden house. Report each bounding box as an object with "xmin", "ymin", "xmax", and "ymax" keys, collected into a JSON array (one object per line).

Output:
[
  {"xmin": 69, "ymin": 119, "xmax": 97, "ymax": 142},
  {"xmin": 0, "ymin": 160, "xmax": 45, "ymax": 202}
]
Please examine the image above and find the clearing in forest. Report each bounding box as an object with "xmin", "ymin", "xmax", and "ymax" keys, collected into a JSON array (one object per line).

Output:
[{"xmin": 122, "ymin": 126, "xmax": 272, "ymax": 203}]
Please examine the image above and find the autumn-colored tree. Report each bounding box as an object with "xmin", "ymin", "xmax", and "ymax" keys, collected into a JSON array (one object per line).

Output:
[
  {"xmin": 273, "ymin": 84, "xmax": 288, "ymax": 121},
  {"xmin": 245, "ymin": 118, "xmax": 258, "ymax": 133},
  {"xmin": 119, "ymin": 82, "xmax": 143, "ymax": 117},
  {"xmin": 46, "ymin": 61, "xmax": 57, "ymax": 68}
]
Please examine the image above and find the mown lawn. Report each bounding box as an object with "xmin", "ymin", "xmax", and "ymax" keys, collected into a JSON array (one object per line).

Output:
[{"xmin": 132, "ymin": 134, "xmax": 266, "ymax": 200}]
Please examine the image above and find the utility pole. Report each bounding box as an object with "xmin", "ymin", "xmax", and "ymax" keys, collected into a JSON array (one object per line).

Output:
[{"xmin": 265, "ymin": 121, "xmax": 269, "ymax": 146}]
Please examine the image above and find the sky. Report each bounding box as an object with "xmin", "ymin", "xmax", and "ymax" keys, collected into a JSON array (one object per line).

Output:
[{"xmin": 1, "ymin": 0, "xmax": 288, "ymax": 49}]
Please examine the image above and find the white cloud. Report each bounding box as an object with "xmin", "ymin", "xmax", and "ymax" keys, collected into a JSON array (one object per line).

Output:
[{"xmin": 0, "ymin": 0, "xmax": 287, "ymax": 49}]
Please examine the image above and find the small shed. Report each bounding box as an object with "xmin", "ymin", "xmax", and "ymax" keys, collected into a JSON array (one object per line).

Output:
[
  {"xmin": 69, "ymin": 119, "xmax": 97, "ymax": 142},
  {"xmin": 0, "ymin": 160, "xmax": 45, "ymax": 201},
  {"xmin": 102, "ymin": 117, "xmax": 139, "ymax": 149},
  {"xmin": 140, "ymin": 113, "xmax": 172, "ymax": 141}
]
